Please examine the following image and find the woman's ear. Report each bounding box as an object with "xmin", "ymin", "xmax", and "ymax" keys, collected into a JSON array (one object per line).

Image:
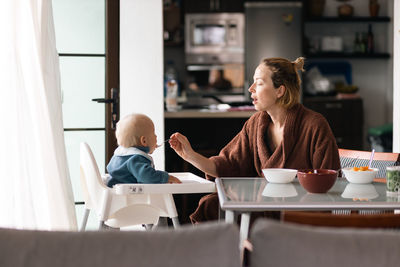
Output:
[
  {"xmin": 139, "ymin": 136, "xmax": 147, "ymax": 146},
  {"xmin": 277, "ymin": 85, "xmax": 286, "ymax": 98}
]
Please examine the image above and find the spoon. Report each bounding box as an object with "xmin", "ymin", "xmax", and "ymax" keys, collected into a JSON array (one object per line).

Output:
[
  {"xmin": 157, "ymin": 138, "xmax": 170, "ymax": 148},
  {"xmin": 368, "ymin": 149, "xmax": 375, "ymax": 169}
]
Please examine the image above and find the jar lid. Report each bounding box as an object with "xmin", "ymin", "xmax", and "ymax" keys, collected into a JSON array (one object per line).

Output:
[{"xmin": 386, "ymin": 166, "xmax": 400, "ymax": 171}]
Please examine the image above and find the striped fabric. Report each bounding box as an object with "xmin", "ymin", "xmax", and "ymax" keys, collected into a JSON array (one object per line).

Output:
[{"xmin": 340, "ymin": 157, "xmax": 400, "ymax": 178}]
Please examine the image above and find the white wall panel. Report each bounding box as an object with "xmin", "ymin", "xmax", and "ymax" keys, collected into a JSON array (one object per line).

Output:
[{"xmin": 120, "ymin": 0, "xmax": 165, "ymax": 168}]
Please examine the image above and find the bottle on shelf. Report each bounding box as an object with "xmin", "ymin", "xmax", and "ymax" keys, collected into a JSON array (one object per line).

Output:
[
  {"xmin": 367, "ymin": 24, "xmax": 374, "ymax": 54},
  {"xmin": 164, "ymin": 60, "xmax": 179, "ymax": 111},
  {"xmin": 353, "ymin": 32, "xmax": 361, "ymax": 53},
  {"xmin": 360, "ymin": 33, "xmax": 367, "ymax": 54},
  {"xmin": 165, "ymin": 79, "xmax": 178, "ymax": 111}
]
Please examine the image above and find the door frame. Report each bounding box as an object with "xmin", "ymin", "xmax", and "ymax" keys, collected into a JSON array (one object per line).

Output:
[{"xmin": 105, "ymin": 0, "xmax": 119, "ymax": 164}]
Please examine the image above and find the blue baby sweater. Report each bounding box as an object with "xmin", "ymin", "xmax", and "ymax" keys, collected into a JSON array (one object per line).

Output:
[{"xmin": 106, "ymin": 146, "xmax": 169, "ymax": 187}]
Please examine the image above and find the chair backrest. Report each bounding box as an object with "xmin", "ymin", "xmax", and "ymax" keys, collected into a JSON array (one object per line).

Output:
[
  {"xmin": 282, "ymin": 211, "xmax": 400, "ymax": 228},
  {"xmin": 339, "ymin": 148, "xmax": 400, "ymax": 178},
  {"xmin": 249, "ymin": 218, "xmax": 400, "ymax": 267},
  {"xmin": 0, "ymin": 222, "xmax": 241, "ymax": 267},
  {"xmin": 79, "ymin": 142, "xmax": 109, "ymax": 213},
  {"xmin": 79, "ymin": 142, "xmax": 175, "ymax": 228}
]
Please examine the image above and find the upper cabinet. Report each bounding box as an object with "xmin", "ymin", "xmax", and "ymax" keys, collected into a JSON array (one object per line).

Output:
[
  {"xmin": 302, "ymin": 0, "xmax": 391, "ymax": 59},
  {"xmin": 184, "ymin": 0, "xmax": 244, "ymax": 13}
]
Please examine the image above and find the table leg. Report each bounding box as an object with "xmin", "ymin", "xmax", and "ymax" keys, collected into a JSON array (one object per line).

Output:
[
  {"xmin": 225, "ymin": 210, "xmax": 235, "ymax": 223},
  {"xmin": 239, "ymin": 213, "xmax": 251, "ymax": 246},
  {"xmin": 171, "ymin": 216, "xmax": 180, "ymax": 228}
]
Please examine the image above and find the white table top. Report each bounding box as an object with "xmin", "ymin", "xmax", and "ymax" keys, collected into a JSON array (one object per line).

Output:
[{"xmin": 113, "ymin": 172, "xmax": 215, "ymax": 195}]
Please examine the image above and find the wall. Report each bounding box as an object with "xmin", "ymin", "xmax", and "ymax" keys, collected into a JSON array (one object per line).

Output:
[
  {"xmin": 394, "ymin": 0, "xmax": 400, "ymax": 152},
  {"xmin": 120, "ymin": 0, "xmax": 165, "ymax": 168}
]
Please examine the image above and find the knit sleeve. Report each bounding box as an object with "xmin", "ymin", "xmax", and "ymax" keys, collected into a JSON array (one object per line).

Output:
[
  {"xmin": 310, "ymin": 115, "xmax": 341, "ymax": 170},
  {"xmin": 207, "ymin": 116, "xmax": 259, "ymax": 180}
]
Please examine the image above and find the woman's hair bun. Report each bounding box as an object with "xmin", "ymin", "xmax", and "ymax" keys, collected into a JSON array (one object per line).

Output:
[{"xmin": 292, "ymin": 57, "xmax": 305, "ymax": 72}]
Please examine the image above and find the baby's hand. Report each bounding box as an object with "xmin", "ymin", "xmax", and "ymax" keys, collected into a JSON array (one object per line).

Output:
[{"xmin": 168, "ymin": 175, "xmax": 182, "ymax": 184}]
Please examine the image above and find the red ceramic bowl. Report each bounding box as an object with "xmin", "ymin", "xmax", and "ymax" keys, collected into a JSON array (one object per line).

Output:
[{"xmin": 297, "ymin": 169, "xmax": 338, "ymax": 193}]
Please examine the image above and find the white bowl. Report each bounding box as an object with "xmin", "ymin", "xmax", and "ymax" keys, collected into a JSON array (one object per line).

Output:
[
  {"xmin": 262, "ymin": 168, "xmax": 297, "ymax": 183},
  {"xmin": 342, "ymin": 167, "xmax": 378, "ymax": 184},
  {"xmin": 262, "ymin": 183, "xmax": 298, "ymax": 198},
  {"xmin": 341, "ymin": 183, "xmax": 378, "ymax": 200}
]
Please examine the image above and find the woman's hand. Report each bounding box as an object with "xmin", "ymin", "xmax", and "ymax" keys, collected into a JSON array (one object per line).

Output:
[
  {"xmin": 168, "ymin": 175, "xmax": 182, "ymax": 184},
  {"xmin": 169, "ymin": 132, "xmax": 218, "ymax": 177},
  {"xmin": 169, "ymin": 132, "xmax": 195, "ymax": 161}
]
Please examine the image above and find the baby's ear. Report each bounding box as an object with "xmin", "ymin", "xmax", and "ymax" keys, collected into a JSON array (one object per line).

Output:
[{"xmin": 139, "ymin": 136, "xmax": 147, "ymax": 146}]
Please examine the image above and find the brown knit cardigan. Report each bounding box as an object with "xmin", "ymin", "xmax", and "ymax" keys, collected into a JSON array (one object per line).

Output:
[{"xmin": 190, "ymin": 103, "xmax": 341, "ymax": 223}]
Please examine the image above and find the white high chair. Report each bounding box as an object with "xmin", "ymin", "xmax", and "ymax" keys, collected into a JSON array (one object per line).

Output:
[{"xmin": 79, "ymin": 142, "xmax": 180, "ymax": 230}]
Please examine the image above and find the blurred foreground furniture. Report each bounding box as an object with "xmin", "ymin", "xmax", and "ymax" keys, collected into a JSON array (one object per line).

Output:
[
  {"xmin": 80, "ymin": 142, "xmax": 215, "ymax": 230},
  {"xmin": 0, "ymin": 222, "xmax": 240, "ymax": 267},
  {"xmin": 249, "ymin": 218, "xmax": 400, "ymax": 267}
]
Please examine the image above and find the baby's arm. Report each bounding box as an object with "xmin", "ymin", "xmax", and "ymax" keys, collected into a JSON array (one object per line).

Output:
[
  {"xmin": 168, "ymin": 175, "xmax": 181, "ymax": 184},
  {"xmin": 128, "ymin": 156, "xmax": 179, "ymax": 184}
]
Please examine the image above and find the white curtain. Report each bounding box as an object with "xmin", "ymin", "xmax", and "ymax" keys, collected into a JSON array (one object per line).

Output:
[{"xmin": 0, "ymin": 0, "xmax": 77, "ymax": 230}]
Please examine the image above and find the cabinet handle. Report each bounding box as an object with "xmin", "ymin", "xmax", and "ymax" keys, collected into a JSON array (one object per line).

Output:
[
  {"xmin": 325, "ymin": 103, "xmax": 342, "ymax": 109},
  {"xmin": 210, "ymin": 0, "xmax": 215, "ymax": 10},
  {"xmin": 215, "ymin": 0, "xmax": 220, "ymax": 10}
]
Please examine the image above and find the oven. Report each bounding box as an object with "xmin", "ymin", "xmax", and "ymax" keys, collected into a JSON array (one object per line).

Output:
[{"xmin": 185, "ymin": 13, "xmax": 244, "ymax": 65}]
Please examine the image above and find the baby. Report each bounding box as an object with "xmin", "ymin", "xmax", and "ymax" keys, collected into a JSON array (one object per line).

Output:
[{"xmin": 106, "ymin": 113, "xmax": 181, "ymax": 187}]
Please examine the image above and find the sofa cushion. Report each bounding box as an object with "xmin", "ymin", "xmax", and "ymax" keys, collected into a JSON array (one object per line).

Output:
[
  {"xmin": 0, "ymin": 222, "xmax": 240, "ymax": 267},
  {"xmin": 250, "ymin": 218, "xmax": 400, "ymax": 267}
]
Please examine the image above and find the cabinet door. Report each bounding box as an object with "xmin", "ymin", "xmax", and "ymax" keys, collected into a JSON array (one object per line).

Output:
[
  {"xmin": 184, "ymin": 0, "xmax": 243, "ymax": 13},
  {"xmin": 303, "ymin": 98, "xmax": 363, "ymax": 150},
  {"xmin": 219, "ymin": 0, "xmax": 244, "ymax": 12},
  {"xmin": 184, "ymin": 0, "xmax": 213, "ymax": 13}
]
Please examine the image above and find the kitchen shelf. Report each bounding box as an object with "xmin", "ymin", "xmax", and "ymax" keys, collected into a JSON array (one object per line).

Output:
[
  {"xmin": 304, "ymin": 16, "xmax": 391, "ymax": 23},
  {"xmin": 305, "ymin": 52, "xmax": 391, "ymax": 59},
  {"xmin": 164, "ymin": 41, "xmax": 184, "ymax": 47}
]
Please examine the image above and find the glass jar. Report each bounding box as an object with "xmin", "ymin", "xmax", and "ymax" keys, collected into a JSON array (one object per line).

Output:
[{"xmin": 386, "ymin": 166, "xmax": 400, "ymax": 196}]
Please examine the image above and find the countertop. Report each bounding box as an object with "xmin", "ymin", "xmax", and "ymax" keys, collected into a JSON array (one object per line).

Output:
[{"xmin": 164, "ymin": 108, "xmax": 257, "ymax": 118}]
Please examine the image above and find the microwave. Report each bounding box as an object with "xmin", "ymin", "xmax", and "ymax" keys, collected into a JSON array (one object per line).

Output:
[{"xmin": 185, "ymin": 13, "xmax": 244, "ymax": 64}]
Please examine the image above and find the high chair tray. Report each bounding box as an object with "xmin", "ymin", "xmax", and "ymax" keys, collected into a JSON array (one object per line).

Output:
[{"xmin": 113, "ymin": 172, "xmax": 215, "ymax": 195}]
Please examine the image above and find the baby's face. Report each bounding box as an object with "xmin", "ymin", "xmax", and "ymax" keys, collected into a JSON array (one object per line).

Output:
[{"xmin": 146, "ymin": 123, "xmax": 157, "ymax": 154}]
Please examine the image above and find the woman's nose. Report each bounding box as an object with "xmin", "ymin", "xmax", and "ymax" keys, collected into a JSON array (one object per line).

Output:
[{"xmin": 248, "ymin": 83, "xmax": 255, "ymax": 93}]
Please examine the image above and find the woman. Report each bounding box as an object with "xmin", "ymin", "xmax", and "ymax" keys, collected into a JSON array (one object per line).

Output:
[{"xmin": 169, "ymin": 57, "xmax": 341, "ymax": 223}]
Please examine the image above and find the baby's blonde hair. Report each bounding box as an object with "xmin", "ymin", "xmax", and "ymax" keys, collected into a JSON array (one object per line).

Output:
[{"xmin": 115, "ymin": 113, "xmax": 154, "ymax": 148}]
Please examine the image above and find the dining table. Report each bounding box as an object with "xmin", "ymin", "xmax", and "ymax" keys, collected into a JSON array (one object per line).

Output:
[{"xmin": 216, "ymin": 177, "xmax": 400, "ymax": 245}]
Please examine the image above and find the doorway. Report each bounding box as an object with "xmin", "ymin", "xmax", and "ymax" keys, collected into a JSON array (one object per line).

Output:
[{"xmin": 52, "ymin": 0, "xmax": 119, "ymax": 229}]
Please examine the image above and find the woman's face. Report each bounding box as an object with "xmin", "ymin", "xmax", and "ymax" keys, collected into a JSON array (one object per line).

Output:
[{"xmin": 248, "ymin": 64, "xmax": 282, "ymax": 111}]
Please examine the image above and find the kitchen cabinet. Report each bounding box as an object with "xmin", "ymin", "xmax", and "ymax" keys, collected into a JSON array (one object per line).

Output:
[
  {"xmin": 303, "ymin": 97, "xmax": 363, "ymax": 150},
  {"xmin": 184, "ymin": 0, "xmax": 244, "ymax": 13},
  {"xmin": 164, "ymin": 111, "xmax": 252, "ymax": 223},
  {"xmin": 163, "ymin": 1, "xmax": 184, "ymax": 46}
]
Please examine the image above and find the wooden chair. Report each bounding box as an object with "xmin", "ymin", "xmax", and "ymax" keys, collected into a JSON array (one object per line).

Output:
[
  {"xmin": 282, "ymin": 211, "xmax": 400, "ymax": 228},
  {"xmin": 339, "ymin": 148, "xmax": 400, "ymax": 178}
]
